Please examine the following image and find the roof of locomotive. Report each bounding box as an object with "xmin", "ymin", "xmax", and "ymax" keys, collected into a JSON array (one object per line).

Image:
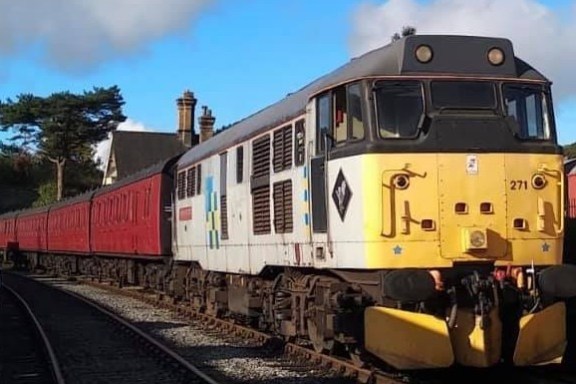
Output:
[{"xmin": 182, "ymin": 34, "xmax": 549, "ymax": 169}]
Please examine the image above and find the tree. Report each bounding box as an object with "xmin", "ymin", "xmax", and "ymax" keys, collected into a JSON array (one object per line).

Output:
[
  {"xmin": 565, "ymin": 142, "xmax": 576, "ymax": 159},
  {"xmin": 32, "ymin": 182, "xmax": 57, "ymax": 207},
  {"xmin": 392, "ymin": 26, "xmax": 417, "ymax": 42},
  {"xmin": 0, "ymin": 86, "xmax": 126, "ymax": 200}
]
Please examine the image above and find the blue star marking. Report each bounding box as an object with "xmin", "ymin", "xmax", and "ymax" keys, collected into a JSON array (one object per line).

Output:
[
  {"xmin": 393, "ymin": 245, "xmax": 403, "ymax": 255},
  {"xmin": 542, "ymin": 242, "xmax": 550, "ymax": 252}
]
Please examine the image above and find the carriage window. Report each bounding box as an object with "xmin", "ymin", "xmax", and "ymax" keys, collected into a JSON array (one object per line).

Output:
[
  {"xmin": 503, "ymin": 84, "xmax": 550, "ymax": 140},
  {"xmin": 375, "ymin": 81, "xmax": 423, "ymax": 138}
]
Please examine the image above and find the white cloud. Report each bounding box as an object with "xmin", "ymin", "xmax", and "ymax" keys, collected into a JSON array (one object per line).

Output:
[
  {"xmin": 0, "ymin": 0, "xmax": 213, "ymax": 71},
  {"xmin": 350, "ymin": 0, "xmax": 576, "ymax": 100},
  {"xmin": 94, "ymin": 119, "xmax": 151, "ymax": 170}
]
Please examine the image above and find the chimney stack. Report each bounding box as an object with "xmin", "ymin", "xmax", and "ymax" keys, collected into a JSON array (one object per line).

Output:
[
  {"xmin": 199, "ymin": 105, "xmax": 215, "ymax": 143},
  {"xmin": 176, "ymin": 90, "xmax": 197, "ymax": 147}
]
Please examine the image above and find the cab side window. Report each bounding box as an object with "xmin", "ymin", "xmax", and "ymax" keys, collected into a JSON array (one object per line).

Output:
[
  {"xmin": 334, "ymin": 87, "xmax": 347, "ymax": 143},
  {"xmin": 348, "ymin": 83, "xmax": 364, "ymax": 140},
  {"xmin": 316, "ymin": 82, "xmax": 365, "ymax": 154},
  {"xmin": 316, "ymin": 93, "xmax": 332, "ymax": 154}
]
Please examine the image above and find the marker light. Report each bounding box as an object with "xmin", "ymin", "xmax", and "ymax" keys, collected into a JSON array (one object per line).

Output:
[
  {"xmin": 393, "ymin": 174, "xmax": 410, "ymax": 190},
  {"xmin": 531, "ymin": 173, "xmax": 547, "ymax": 189},
  {"xmin": 415, "ymin": 45, "xmax": 433, "ymax": 63},
  {"xmin": 487, "ymin": 47, "xmax": 505, "ymax": 66}
]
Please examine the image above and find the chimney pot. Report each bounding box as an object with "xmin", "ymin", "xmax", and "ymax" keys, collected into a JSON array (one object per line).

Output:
[
  {"xmin": 199, "ymin": 105, "xmax": 215, "ymax": 143},
  {"xmin": 176, "ymin": 90, "xmax": 197, "ymax": 148}
]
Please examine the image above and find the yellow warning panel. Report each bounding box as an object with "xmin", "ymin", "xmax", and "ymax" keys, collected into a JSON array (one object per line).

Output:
[
  {"xmin": 514, "ymin": 302, "xmax": 566, "ymax": 366},
  {"xmin": 364, "ymin": 307, "xmax": 454, "ymax": 369},
  {"xmin": 449, "ymin": 308, "xmax": 502, "ymax": 367}
]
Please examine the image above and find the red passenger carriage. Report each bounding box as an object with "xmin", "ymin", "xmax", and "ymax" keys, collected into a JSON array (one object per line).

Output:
[
  {"xmin": 567, "ymin": 158, "xmax": 576, "ymax": 219},
  {"xmin": 47, "ymin": 191, "xmax": 94, "ymax": 254},
  {"xmin": 15, "ymin": 206, "xmax": 49, "ymax": 252},
  {"xmin": 0, "ymin": 211, "xmax": 18, "ymax": 253},
  {"xmin": 90, "ymin": 158, "xmax": 176, "ymax": 258}
]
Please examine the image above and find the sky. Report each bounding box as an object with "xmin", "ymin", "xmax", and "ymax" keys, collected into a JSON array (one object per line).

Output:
[{"xmin": 0, "ymin": 0, "xmax": 575, "ymax": 165}]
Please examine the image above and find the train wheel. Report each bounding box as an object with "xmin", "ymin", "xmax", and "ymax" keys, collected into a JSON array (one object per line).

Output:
[
  {"xmin": 346, "ymin": 344, "xmax": 366, "ymax": 367},
  {"xmin": 305, "ymin": 275, "xmax": 337, "ymax": 354},
  {"xmin": 307, "ymin": 316, "xmax": 334, "ymax": 353}
]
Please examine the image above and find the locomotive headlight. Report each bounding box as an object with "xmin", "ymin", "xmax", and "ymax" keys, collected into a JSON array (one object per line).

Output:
[
  {"xmin": 487, "ymin": 47, "xmax": 505, "ymax": 66},
  {"xmin": 463, "ymin": 228, "xmax": 488, "ymax": 251},
  {"xmin": 415, "ymin": 45, "xmax": 433, "ymax": 63},
  {"xmin": 470, "ymin": 230, "xmax": 486, "ymax": 248},
  {"xmin": 531, "ymin": 173, "xmax": 547, "ymax": 189}
]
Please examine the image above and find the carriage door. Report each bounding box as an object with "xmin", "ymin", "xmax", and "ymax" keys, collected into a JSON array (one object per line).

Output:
[{"xmin": 310, "ymin": 93, "xmax": 331, "ymax": 233}]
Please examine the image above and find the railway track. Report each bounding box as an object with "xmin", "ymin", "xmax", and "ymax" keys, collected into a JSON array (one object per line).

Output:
[
  {"xmin": 2, "ymin": 272, "xmax": 222, "ymax": 384},
  {"xmin": 0, "ymin": 282, "xmax": 64, "ymax": 384},
  {"xmin": 65, "ymin": 276, "xmax": 576, "ymax": 384},
  {"xmin": 12, "ymin": 270, "xmax": 576, "ymax": 384},
  {"xmin": 65, "ymin": 275, "xmax": 410, "ymax": 384}
]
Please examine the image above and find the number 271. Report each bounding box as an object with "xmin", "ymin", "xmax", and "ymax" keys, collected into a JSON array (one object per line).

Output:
[{"xmin": 510, "ymin": 180, "xmax": 528, "ymax": 190}]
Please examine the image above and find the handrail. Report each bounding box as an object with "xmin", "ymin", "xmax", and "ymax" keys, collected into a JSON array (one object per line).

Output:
[
  {"xmin": 381, "ymin": 170, "xmax": 409, "ymax": 238},
  {"xmin": 539, "ymin": 165, "xmax": 564, "ymax": 235}
]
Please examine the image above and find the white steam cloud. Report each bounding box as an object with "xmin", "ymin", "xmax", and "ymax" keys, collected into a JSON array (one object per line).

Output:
[
  {"xmin": 350, "ymin": 0, "xmax": 576, "ymax": 99},
  {"xmin": 0, "ymin": 0, "xmax": 212, "ymax": 71},
  {"xmin": 94, "ymin": 119, "xmax": 151, "ymax": 170}
]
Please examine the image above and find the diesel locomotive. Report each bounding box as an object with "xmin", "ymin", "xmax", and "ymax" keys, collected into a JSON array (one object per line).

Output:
[{"xmin": 2, "ymin": 34, "xmax": 576, "ymax": 370}]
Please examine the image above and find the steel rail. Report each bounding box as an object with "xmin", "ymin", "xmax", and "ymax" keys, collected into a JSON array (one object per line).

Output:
[
  {"xmin": 2, "ymin": 284, "xmax": 66, "ymax": 384},
  {"xmin": 40, "ymin": 279, "xmax": 223, "ymax": 384}
]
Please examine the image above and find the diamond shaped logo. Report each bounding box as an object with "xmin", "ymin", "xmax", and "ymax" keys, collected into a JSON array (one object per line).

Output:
[{"xmin": 332, "ymin": 168, "xmax": 352, "ymax": 221}]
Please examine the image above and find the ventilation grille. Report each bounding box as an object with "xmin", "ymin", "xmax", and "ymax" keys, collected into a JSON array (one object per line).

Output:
[
  {"xmin": 177, "ymin": 171, "xmax": 186, "ymax": 200},
  {"xmin": 273, "ymin": 180, "xmax": 293, "ymax": 233},
  {"xmin": 221, "ymin": 195, "xmax": 229, "ymax": 239},
  {"xmin": 252, "ymin": 186, "xmax": 271, "ymax": 234},
  {"xmin": 253, "ymin": 135, "xmax": 270, "ymax": 178},
  {"xmin": 186, "ymin": 167, "xmax": 196, "ymax": 197},
  {"xmin": 273, "ymin": 125, "xmax": 292, "ymax": 172}
]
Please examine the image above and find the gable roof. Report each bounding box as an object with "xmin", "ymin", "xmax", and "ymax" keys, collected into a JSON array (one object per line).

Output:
[{"xmin": 108, "ymin": 131, "xmax": 186, "ymax": 180}]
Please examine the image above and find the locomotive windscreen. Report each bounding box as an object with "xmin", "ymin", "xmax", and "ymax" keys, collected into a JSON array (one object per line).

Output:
[{"xmin": 431, "ymin": 81, "xmax": 497, "ymax": 110}]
